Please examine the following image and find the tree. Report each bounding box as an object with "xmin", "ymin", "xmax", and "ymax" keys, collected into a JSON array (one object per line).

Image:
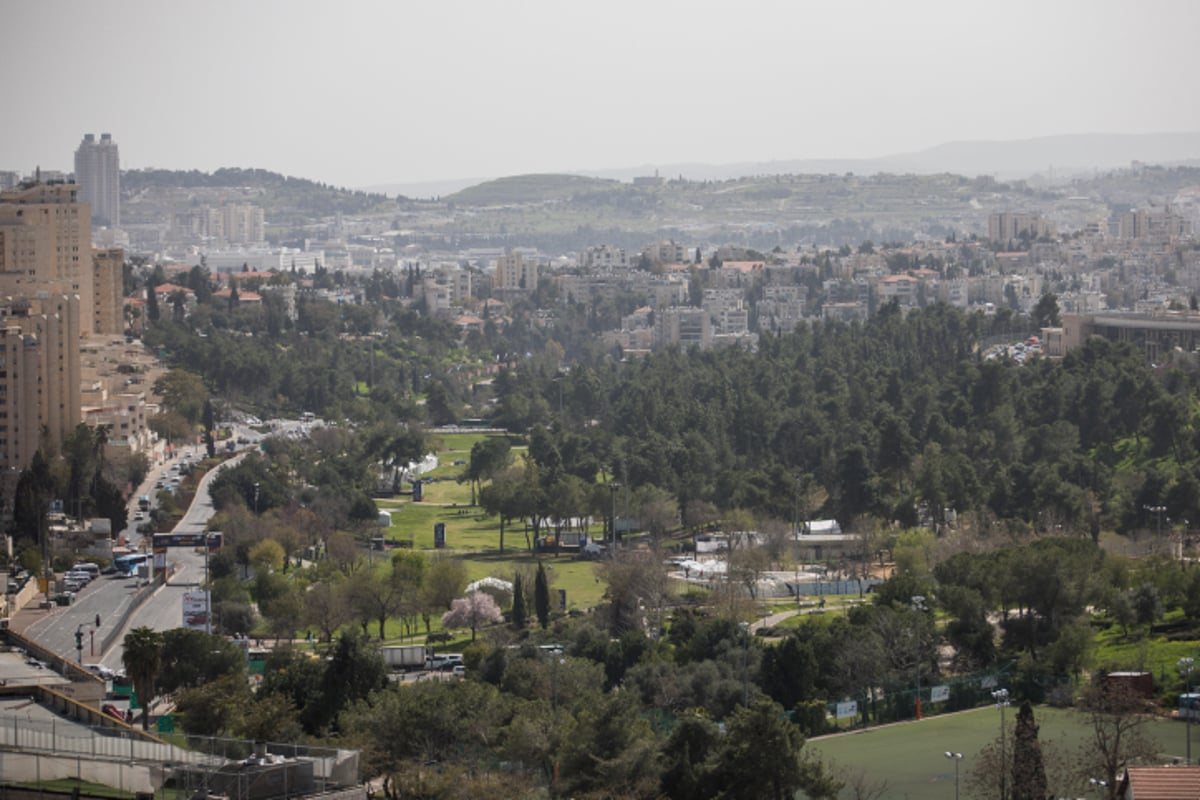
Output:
[
  {"xmin": 121, "ymin": 626, "xmax": 163, "ymax": 730},
  {"xmin": 1011, "ymin": 701, "xmax": 1049, "ymax": 800},
  {"xmin": 1032, "ymin": 292, "xmax": 1061, "ymax": 329},
  {"xmin": 152, "ymin": 369, "xmax": 208, "ymax": 426},
  {"xmin": 535, "ymin": 561, "xmax": 551, "ymax": 629},
  {"xmin": 659, "ymin": 712, "xmax": 719, "ymax": 800},
  {"xmin": 422, "ymin": 555, "xmax": 467, "ymax": 613},
  {"xmin": 203, "ymin": 399, "xmax": 217, "ymax": 459},
  {"xmin": 707, "ymin": 699, "xmax": 841, "ymax": 800},
  {"xmin": 465, "ymin": 437, "xmax": 512, "ymax": 506},
  {"xmin": 441, "ymin": 591, "xmax": 503, "ymax": 641},
  {"xmin": 302, "ymin": 578, "xmax": 352, "ymax": 642},
  {"xmin": 157, "ymin": 628, "xmax": 246, "ymax": 694},
  {"xmin": 1076, "ymin": 681, "xmax": 1159, "ymax": 799},
  {"xmin": 511, "ymin": 572, "xmax": 528, "ymax": 630},
  {"xmin": 173, "ymin": 672, "xmax": 253, "ymax": 736}
]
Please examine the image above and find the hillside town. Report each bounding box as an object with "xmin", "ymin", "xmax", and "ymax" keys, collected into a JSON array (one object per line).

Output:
[{"xmin": 4, "ymin": 132, "xmax": 1200, "ymax": 800}]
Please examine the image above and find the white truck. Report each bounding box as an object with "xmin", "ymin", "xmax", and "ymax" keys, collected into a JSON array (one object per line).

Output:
[{"xmin": 380, "ymin": 644, "xmax": 428, "ymax": 671}]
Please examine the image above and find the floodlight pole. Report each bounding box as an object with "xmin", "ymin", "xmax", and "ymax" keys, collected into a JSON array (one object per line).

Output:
[
  {"xmin": 1181, "ymin": 657, "xmax": 1195, "ymax": 765},
  {"xmin": 993, "ymin": 688, "xmax": 1010, "ymax": 800},
  {"xmin": 944, "ymin": 752, "xmax": 963, "ymax": 800},
  {"xmin": 912, "ymin": 595, "xmax": 926, "ymax": 720}
]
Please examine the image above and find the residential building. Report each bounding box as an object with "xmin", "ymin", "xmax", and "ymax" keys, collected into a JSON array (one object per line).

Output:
[
  {"xmin": 1119, "ymin": 206, "xmax": 1193, "ymax": 242},
  {"xmin": 987, "ymin": 211, "xmax": 1055, "ymax": 244},
  {"xmin": 92, "ymin": 247, "xmax": 124, "ymax": 336},
  {"xmin": 203, "ymin": 203, "xmax": 265, "ymax": 245},
  {"xmin": 0, "ymin": 181, "xmax": 95, "ymax": 332},
  {"xmin": 643, "ymin": 239, "xmax": 689, "ymax": 265},
  {"xmin": 759, "ymin": 285, "xmax": 806, "ymax": 331},
  {"xmin": 579, "ymin": 245, "xmax": 629, "ymax": 270},
  {"xmin": 73, "ymin": 133, "xmax": 120, "ymax": 227},
  {"xmin": 877, "ymin": 273, "xmax": 920, "ymax": 307},
  {"xmin": 655, "ymin": 306, "xmax": 711, "ymax": 350},
  {"xmin": 494, "ymin": 250, "xmax": 539, "ymax": 296},
  {"xmin": 0, "ymin": 294, "xmax": 83, "ymax": 471}
]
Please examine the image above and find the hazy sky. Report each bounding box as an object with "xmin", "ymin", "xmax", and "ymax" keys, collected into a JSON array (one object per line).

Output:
[{"xmin": 4, "ymin": 0, "xmax": 1199, "ymax": 188}]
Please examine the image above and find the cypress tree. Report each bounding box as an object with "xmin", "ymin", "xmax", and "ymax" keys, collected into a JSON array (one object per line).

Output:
[
  {"xmin": 511, "ymin": 572, "xmax": 527, "ymax": 630},
  {"xmin": 1011, "ymin": 701, "xmax": 1049, "ymax": 800},
  {"xmin": 534, "ymin": 561, "xmax": 550, "ymax": 629}
]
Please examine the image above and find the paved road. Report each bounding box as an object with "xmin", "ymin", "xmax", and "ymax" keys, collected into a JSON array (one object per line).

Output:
[{"xmin": 20, "ymin": 448, "xmax": 247, "ymax": 668}]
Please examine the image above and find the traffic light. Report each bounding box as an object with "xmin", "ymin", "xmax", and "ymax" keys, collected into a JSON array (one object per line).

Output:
[
  {"xmin": 74, "ymin": 630, "xmax": 83, "ymax": 648},
  {"xmin": 95, "ymin": 614, "xmax": 101, "ymax": 628}
]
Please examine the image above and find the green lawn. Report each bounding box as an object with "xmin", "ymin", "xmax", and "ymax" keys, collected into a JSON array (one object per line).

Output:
[
  {"xmin": 807, "ymin": 704, "xmax": 1192, "ymax": 799},
  {"xmin": 360, "ymin": 432, "xmax": 607, "ymax": 641}
]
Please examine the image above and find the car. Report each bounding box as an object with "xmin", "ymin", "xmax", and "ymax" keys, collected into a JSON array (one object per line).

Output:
[
  {"xmin": 134, "ymin": 511, "xmax": 145, "ymax": 520},
  {"xmin": 451, "ymin": 664, "xmax": 466, "ymax": 677},
  {"xmin": 85, "ymin": 663, "xmax": 116, "ymax": 680},
  {"xmin": 101, "ymin": 703, "xmax": 126, "ymax": 722}
]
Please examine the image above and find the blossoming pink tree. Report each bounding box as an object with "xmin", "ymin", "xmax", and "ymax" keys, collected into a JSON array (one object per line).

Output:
[{"xmin": 441, "ymin": 591, "xmax": 503, "ymax": 641}]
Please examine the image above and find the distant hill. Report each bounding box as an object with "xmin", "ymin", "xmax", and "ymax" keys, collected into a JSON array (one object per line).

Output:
[
  {"xmin": 583, "ymin": 132, "xmax": 1200, "ymax": 183},
  {"xmin": 444, "ymin": 173, "xmax": 621, "ymax": 205},
  {"xmin": 367, "ymin": 132, "xmax": 1200, "ymax": 196},
  {"xmin": 122, "ymin": 166, "xmax": 395, "ymax": 220}
]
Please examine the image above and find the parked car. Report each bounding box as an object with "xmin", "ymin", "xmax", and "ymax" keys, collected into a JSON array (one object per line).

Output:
[{"xmin": 101, "ymin": 703, "xmax": 125, "ymax": 722}]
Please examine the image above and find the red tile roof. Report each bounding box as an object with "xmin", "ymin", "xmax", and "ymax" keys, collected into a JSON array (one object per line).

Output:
[{"xmin": 1124, "ymin": 766, "xmax": 1200, "ymax": 799}]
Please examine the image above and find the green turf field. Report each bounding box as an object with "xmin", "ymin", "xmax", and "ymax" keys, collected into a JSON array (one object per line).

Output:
[{"xmin": 806, "ymin": 704, "xmax": 1192, "ymax": 799}]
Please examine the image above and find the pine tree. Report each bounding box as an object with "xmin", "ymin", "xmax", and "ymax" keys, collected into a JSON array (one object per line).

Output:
[
  {"xmin": 1011, "ymin": 701, "xmax": 1049, "ymax": 800},
  {"xmin": 511, "ymin": 572, "xmax": 527, "ymax": 630},
  {"xmin": 534, "ymin": 561, "xmax": 550, "ymax": 629}
]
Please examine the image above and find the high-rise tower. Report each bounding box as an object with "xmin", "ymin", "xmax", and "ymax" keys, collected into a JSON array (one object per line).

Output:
[{"xmin": 74, "ymin": 132, "xmax": 120, "ymax": 227}]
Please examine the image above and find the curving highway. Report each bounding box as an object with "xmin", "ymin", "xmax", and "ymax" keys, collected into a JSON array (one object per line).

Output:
[{"xmin": 20, "ymin": 447, "xmax": 249, "ymax": 669}]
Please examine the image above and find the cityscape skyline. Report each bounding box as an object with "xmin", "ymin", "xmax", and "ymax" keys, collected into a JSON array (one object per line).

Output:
[{"xmin": 4, "ymin": 0, "xmax": 1200, "ymax": 189}]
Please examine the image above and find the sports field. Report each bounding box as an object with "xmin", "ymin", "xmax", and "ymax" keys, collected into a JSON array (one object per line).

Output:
[{"xmin": 806, "ymin": 704, "xmax": 1192, "ymax": 799}]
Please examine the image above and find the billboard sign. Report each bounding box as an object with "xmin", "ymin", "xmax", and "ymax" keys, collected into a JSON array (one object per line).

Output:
[
  {"xmin": 153, "ymin": 532, "xmax": 222, "ymax": 549},
  {"xmin": 836, "ymin": 701, "xmax": 858, "ymax": 719},
  {"xmin": 931, "ymin": 685, "xmax": 950, "ymax": 703},
  {"xmin": 182, "ymin": 591, "xmax": 210, "ymax": 631}
]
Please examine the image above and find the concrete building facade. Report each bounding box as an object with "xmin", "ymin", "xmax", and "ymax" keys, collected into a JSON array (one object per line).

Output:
[
  {"xmin": 73, "ymin": 133, "xmax": 120, "ymax": 227},
  {"xmin": 0, "ymin": 294, "xmax": 83, "ymax": 470},
  {"xmin": 92, "ymin": 247, "xmax": 124, "ymax": 336},
  {"xmin": 0, "ymin": 182, "xmax": 95, "ymax": 335}
]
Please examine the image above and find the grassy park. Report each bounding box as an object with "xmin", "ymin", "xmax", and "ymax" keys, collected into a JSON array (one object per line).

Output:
[{"xmin": 369, "ymin": 433, "xmax": 609, "ymax": 637}]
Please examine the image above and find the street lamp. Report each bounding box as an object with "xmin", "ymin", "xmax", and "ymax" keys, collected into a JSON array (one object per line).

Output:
[
  {"xmin": 912, "ymin": 595, "xmax": 927, "ymax": 720},
  {"xmin": 993, "ymin": 688, "xmax": 1010, "ymax": 800},
  {"xmin": 944, "ymin": 752, "xmax": 963, "ymax": 800},
  {"xmin": 1181, "ymin": 657, "xmax": 1196, "ymax": 765},
  {"xmin": 739, "ymin": 621, "xmax": 751, "ymax": 707}
]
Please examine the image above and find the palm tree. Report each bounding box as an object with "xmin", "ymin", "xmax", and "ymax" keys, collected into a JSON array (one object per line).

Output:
[{"xmin": 122, "ymin": 626, "xmax": 163, "ymax": 730}]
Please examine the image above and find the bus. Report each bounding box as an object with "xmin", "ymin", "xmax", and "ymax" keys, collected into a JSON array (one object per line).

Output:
[{"xmin": 113, "ymin": 553, "xmax": 151, "ymax": 577}]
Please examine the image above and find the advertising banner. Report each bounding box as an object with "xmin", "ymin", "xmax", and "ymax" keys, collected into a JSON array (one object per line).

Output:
[
  {"xmin": 182, "ymin": 591, "xmax": 210, "ymax": 631},
  {"xmin": 931, "ymin": 685, "xmax": 950, "ymax": 703},
  {"xmin": 836, "ymin": 701, "xmax": 858, "ymax": 719}
]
